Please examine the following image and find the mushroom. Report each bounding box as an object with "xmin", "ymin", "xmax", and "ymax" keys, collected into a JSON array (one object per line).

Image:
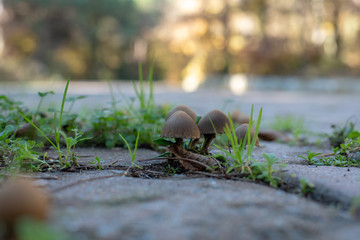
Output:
[
  {"xmin": 161, "ymin": 110, "xmax": 200, "ymax": 147},
  {"xmin": 0, "ymin": 179, "xmax": 50, "ymax": 240},
  {"xmin": 198, "ymin": 109, "xmax": 230, "ymax": 154},
  {"xmin": 235, "ymin": 124, "xmax": 260, "ymax": 146},
  {"xmin": 230, "ymin": 110, "xmax": 250, "ymax": 125},
  {"xmin": 165, "ymin": 105, "xmax": 197, "ymax": 122},
  {"xmin": 161, "ymin": 110, "xmax": 200, "ymax": 170},
  {"xmin": 257, "ymin": 129, "xmax": 291, "ymax": 143}
]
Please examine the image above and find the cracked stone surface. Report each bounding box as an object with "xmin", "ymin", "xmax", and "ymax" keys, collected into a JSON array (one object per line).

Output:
[{"xmin": 2, "ymin": 82, "xmax": 360, "ymax": 239}]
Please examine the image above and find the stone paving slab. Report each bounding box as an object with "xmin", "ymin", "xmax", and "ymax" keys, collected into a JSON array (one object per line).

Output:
[
  {"xmin": 31, "ymin": 142, "xmax": 359, "ymax": 240},
  {"xmin": 48, "ymin": 170, "xmax": 359, "ymax": 240},
  {"xmin": 2, "ymin": 82, "xmax": 360, "ymax": 239}
]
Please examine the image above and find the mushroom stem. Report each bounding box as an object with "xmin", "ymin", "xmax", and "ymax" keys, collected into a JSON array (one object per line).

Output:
[
  {"xmin": 174, "ymin": 138, "xmax": 183, "ymax": 147},
  {"xmin": 4, "ymin": 221, "xmax": 16, "ymax": 240},
  {"xmin": 188, "ymin": 138, "xmax": 199, "ymax": 150},
  {"xmin": 200, "ymin": 134, "xmax": 216, "ymax": 155}
]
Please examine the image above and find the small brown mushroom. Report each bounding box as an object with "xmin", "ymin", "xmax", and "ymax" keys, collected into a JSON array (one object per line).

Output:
[
  {"xmin": 257, "ymin": 129, "xmax": 291, "ymax": 142},
  {"xmin": 161, "ymin": 110, "xmax": 200, "ymax": 146},
  {"xmin": 235, "ymin": 124, "xmax": 260, "ymax": 146},
  {"xmin": 165, "ymin": 105, "xmax": 197, "ymax": 122},
  {"xmin": 161, "ymin": 110, "xmax": 200, "ymax": 170},
  {"xmin": 198, "ymin": 109, "xmax": 230, "ymax": 154},
  {"xmin": 0, "ymin": 179, "xmax": 50, "ymax": 240},
  {"xmin": 230, "ymin": 110, "xmax": 250, "ymax": 125}
]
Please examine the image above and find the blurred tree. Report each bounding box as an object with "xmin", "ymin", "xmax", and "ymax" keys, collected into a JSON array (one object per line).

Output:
[
  {"xmin": 1, "ymin": 0, "xmax": 163, "ymax": 80},
  {"xmin": 151, "ymin": 0, "xmax": 360, "ymax": 85},
  {"xmin": 1, "ymin": 0, "xmax": 360, "ymax": 82}
]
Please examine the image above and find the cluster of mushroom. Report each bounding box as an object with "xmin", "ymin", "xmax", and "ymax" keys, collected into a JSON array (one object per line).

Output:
[
  {"xmin": 163, "ymin": 107, "xmax": 262, "ymax": 161},
  {"xmin": 161, "ymin": 105, "xmax": 233, "ymax": 154}
]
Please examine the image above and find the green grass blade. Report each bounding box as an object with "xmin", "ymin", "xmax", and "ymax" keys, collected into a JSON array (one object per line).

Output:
[
  {"xmin": 18, "ymin": 112, "xmax": 57, "ymax": 149},
  {"xmin": 119, "ymin": 133, "xmax": 134, "ymax": 160},
  {"xmin": 59, "ymin": 77, "xmax": 71, "ymax": 134},
  {"xmin": 132, "ymin": 80, "xmax": 141, "ymax": 102},
  {"xmin": 147, "ymin": 62, "xmax": 154, "ymax": 110},
  {"xmin": 138, "ymin": 63, "xmax": 145, "ymax": 109},
  {"xmin": 107, "ymin": 80, "xmax": 117, "ymax": 112},
  {"xmin": 133, "ymin": 131, "xmax": 140, "ymax": 162}
]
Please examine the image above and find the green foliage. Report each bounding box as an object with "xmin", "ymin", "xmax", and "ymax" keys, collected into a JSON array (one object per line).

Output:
[
  {"xmin": 65, "ymin": 95, "xmax": 86, "ymax": 113},
  {"xmin": 19, "ymin": 78, "xmax": 70, "ymax": 166},
  {"xmin": 300, "ymin": 178, "xmax": 315, "ymax": 197},
  {"xmin": 269, "ymin": 114, "xmax": 306, "ymax": 145},
  {"xmin": 164, "ymin": 164, "xmax": 179, "ymax": 176},
  {"xmin": 270, "ymin": 114, "xmax": 305, "ymax": 133},
  {"xmin": 0, "ymin": 95, "xmax": 24, "ymax": 130},
  {"xmin": 350, "ymin": 196, "xmax": 360, "ymax": 217},
  {"xmin": 0, "ymin": 138, "xmax": 46, "ymax": 172},
  {"xmin": 251, "ymin": 153, "xmax": 283, "ymax": 188},
  {"xmin": 328, "ymin": 121, "xmax": 359, "ymax": 147},
  {"xmin": 60, "ymin": 128, "xmax": 91, "ymax": 167},
  {"xmin": 303, "ymin": 121, "xmax": 360, "ymax": 167},
  {"xmin": 33, "ymin": 91, "xmax": 54, "ymax": 121},
  {"xmin": 91, "ymin": 157, "xmax": 103, "ymax": 170},
  {"xmin": 18, "ymin": 218, "xmax": 71, "ymax": 240},
  {"xmin": 297, "ymin": 151, "xmax": 322, "ymax": 164},
  {"xmin": 18, "ymin": 77, "xmax": 88, "ymax": 168},
  {"xmin": 214, "ymin": 107, "xmax": 284, "ymax": 187},
  {"xmin": 88, "ymin": 64, "xmax": 168, "ymax": 149},
  {"xmin": 153, "ymin": 138, "xmax": 175, "ymax": 146}
]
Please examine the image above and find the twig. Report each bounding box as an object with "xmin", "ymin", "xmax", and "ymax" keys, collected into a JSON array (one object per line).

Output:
[
  {"xmin": 318, "ymin": 146, "xmax": 360, "ymax": 158},
  {"xmin": 109, "ymin": 160, "xmax": 118, "ymax": 166},
  {"xmin": 176, "ymin": 157, "xmax": 214, "ymax": 171},
  {"xmin": 51, "ymin": 174, "xmax": 123, "ymax": 193},
  {"xmin": 136, "ymin": 157, "xmax": 170, "ymax": 162}
]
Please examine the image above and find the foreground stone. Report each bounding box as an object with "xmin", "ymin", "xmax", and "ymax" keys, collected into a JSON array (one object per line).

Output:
[
  {"xmin": 48, "ymin": 171, "xmax": 359, "ymax": 240},
  {"xmin": 32, "ymin": 145, "xmax": 359, "ymax": 240}
]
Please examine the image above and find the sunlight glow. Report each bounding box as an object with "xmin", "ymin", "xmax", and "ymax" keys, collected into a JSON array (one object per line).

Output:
[
  {"xmin": 229, "ymin": 74, "xmax": 248, "ymax": 95},
  {"xmin": 228, "ymin": 35, "xmax": 246, "ymax": 53},
  {"xmin": 176, "ymin": 0, "xmax": 202, "ymax": 14},
  {"xmin": 182, "ymin": 74, "xmax": 202, "ymax": 92},
  {"xmin": 311, "ymin": 29, "xmax": 326, "ymax": 45}
]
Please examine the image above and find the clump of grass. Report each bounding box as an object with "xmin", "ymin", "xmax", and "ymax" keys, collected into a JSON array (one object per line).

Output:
[
  {"xmin": 300, "ymin": 178, "xmax": 315, "ymax": 197},
  {"xmin": 88, "ymin": 63, "xmax": 168, "ymax": 149},
  {"xmin": 297, "ymin": 151, "xmax": 322, "ymax": 164},
  {"xmin": 251, "ymin": 153, "xmax": 283, "ymax": 188},
  {"xmin": 328, "ymin": 121, "xmax": 359, "ymax": 148},
  {"xmin": 18, "ymin": 78, "xmax": 87, "ymax": 167},
  {"xmin": 119, "ymin": 131, "xmax": 141, "ymax": 169},
  {"xmin": 216, "ymin": 105, "xmax": 262, "ymax": 173},
  {"xmin": 269, "ymin": 114, "xmax": 306, "ymax": 144},
  {"xmin": 270, "ymin": 114, "xmax": 305, "ymax": 133},
  {"xmin": 215, "ymin": 106, "xmax": 284, "ymax": 187}
]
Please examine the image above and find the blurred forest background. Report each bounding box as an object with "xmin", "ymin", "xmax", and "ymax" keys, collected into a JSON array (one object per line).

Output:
[{"xmin": 1, "ymin": 0, "xmax": 360, "ymax": 84}]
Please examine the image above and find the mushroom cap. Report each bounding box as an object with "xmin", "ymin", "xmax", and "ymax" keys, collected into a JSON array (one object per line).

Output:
[
  {"xmin": 198, "ymin": 109, "xmax": 230, "ymax": 134},
  {"xmin": 235, "ymin": 124, "xmax": 259, "ymax": 146},
  {"xmin": 165, "ymin": 105, "xmax": 197, "ymax": 122},
  {"xmin": 0, "ymin": 179, "xmax": 50, "ymax": 224},
  {"xmin": 230, "ymin": 110, "xmax": 250, "ymax": 124},
  {"xmin": 161, "ymin": 110, "xmax": 200, "ymax": 139}
]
